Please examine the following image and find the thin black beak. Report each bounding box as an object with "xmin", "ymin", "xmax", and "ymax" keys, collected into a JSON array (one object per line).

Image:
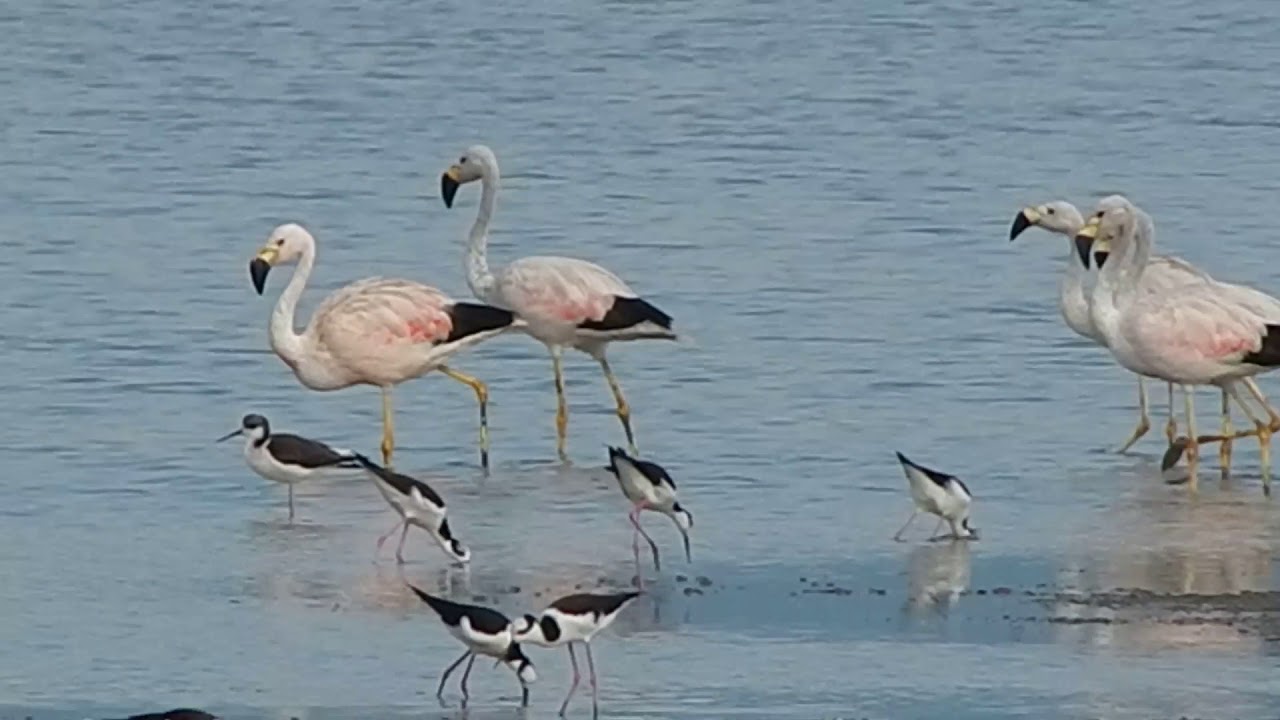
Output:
[
  {"xmin": 681, "ymin": 530, "xmax": 692, "ymax": 563},
  {"xmin": 441, "ymin": 173, "xmax": 460, "ymax": 208},
  {"xmin": 216, "ymin": 429, "xmax": 243, "ymax": 443},
  {"xmin": 1009, "ymin": 211, "xmax": 1033, "ymax": 241},
  {"xmin": 249, "ymin": 258, "xmax": 271, "ymax": 295},
  {"xmin": 1074, "ymin": 234, "xmax": 1094, "ymax": 268}
]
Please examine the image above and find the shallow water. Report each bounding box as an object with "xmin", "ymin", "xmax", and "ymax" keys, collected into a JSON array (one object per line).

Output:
[{"xmin": 5, "ymin": 0, "xmax": 1280, "ymax": 718}]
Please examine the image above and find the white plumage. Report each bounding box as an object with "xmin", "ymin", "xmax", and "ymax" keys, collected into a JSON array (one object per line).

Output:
[{"xmin": 893, "ymin": 452, "xmax": 976, "ymax": 541}]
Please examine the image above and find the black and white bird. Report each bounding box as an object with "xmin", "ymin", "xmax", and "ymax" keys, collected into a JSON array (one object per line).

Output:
[
  {"xmin": 216, "ymin": 413, "xmax": 358, "ymax": 521},
  {"xmin": 347, "ymin": 454, "xmax": 470, "ymax": 566},
  {"xmin": 407, "ymin": 583, "xmax": 537, "ymax": 707},
  {"xmin": 893, "ymin": 451, "xmax": 977, "ymax": 541},
  {"xmin": 514, "ymin": 591, "xmax": 641, "ymax": 717},
  {"xmin": 604, "ymin": 447, "xmax": 692, "ymax": 590}
]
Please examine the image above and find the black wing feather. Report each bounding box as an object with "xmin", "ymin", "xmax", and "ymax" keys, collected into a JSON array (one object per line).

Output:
[
  {"xmin": 1242, "ymin": 325, "xmax": 1280, "ymax": 366},
  {"xmin": 446, "ymin": 302, "xmax": 517, "ymax": 343},
  {"xmin": 408, "ymin": 583, "xmax": 511, "ymax": 634},
  {"xmin": 579, "ymin": 296, "xmax": 673, "ymax": 332},
  {"xmin": 608, "ymin": 446, "xmax": 675, "ymax": 489},
  {"xmin": 895, "ymin": 451, "xmax": 955, "ymax": 490},
  {"xmin": 550, "ymin": 591, "xmax": 641, "ymax": 617},
  {"xmin": 351, "ymin": 454, "xmax": 444, "ymax": 507},
  {"xmin": 266, "ymin": 434, "xmax": 357, "ymax": 469}
]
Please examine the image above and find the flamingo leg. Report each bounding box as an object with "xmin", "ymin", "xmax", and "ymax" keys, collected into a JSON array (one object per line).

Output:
[
  {"xmin": 629, "ymin": 506, "xmax": 661, "ymax": 572},
  {"xmin": 585, "ymin": 640, "xmax": 600, "ymax": 717},
  {"xmin": 395, "ymin": 521, "xmax": 412, "ymax": 564},
  {"xmin": 893, "ymin": 510, "xmax": 918, "ymax": 542},
  {"xmin": 1227, "ymin": 383, "xmax": 1271, "ymax": 490},
  {"xmin": 439, "ymin": 365, "xmax": 491, "ymax": 472},
  {"xmin": 559, "ymin": 642, "xmax": 581, "ymax": 716},
  {"xmin": 1243, "ymin": 377, "xmax": 1280, "ymax": 432},
  {"xmin": 1165, "ymin": 382, "xmax": 1178, "ymax": 444},
  {"xmin": 1220, "ymin": 388, "xmax": 1234, "ymax": 472},
  {"xmin": 596, "ymin": 354, "xmax": 638, "ymax": 455},
  {"xmin": 551, "ymin": 346, "xmax": 569, "ymax": 462},
  {"xmin": 380, "ymin": 387, "xmax": 395, "ymax": 467},
  {"xmin": 437, "ymin": 650, "xmax": 472, "ymax": 700},
  {"xmin": 1117, "ymin": 376, "xmax": 1152, "ymax": 453},
  {"xmin": 1184, "ymin": 385, "xmax": 1200, "ymax": 492}
]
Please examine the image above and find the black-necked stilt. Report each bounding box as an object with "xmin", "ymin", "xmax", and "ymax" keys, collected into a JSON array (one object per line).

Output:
[
  {"xmin": 893, "ymin": 451, "xmax": 977, "ymax": 541},
  {"xmin": 347, "ymin": 454, "xmax": 470, "ymax": 566},
  {"xmin": 604, "ymin": 447, "xmax": 692, "ymax": 589},
  {"xmin": 407, "ymin": 583, "xmax": 537, "ymax": 707},
  {"xmin": 216, "ymin": 413, "xmax": 358, "ymax": 521},
  {"xmin": 514, "ymin": 591, "xmax": 641, "ymax": 717}
]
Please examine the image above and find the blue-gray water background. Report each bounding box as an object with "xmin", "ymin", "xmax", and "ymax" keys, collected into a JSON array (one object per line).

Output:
[{"xmin": 4, "ymin": 0, "xmax": 1280, "ymax": 718}]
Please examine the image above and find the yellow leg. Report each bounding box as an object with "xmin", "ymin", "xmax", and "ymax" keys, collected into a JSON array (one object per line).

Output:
[
  {"xmin": 381, "ymin": 387, "xmax": 395, "ymax": 467},
  {"xmin": 1219, "ymin": 389, "xmax": 1233, "ymax": 472},
  {"xmin": 1117, "ymin": 376, "xmax": 1151, "ymax": 453},
  {"xmin": 1229, "ymin": 382, "xmax": 1271, "ymax": 490},
  {"xmin": 1183, "ymin": 385, "xmax": 1199, "ymax": 493},
  {"xmin": 440, "ymin": 365, "xmax": 491, "ymax": 471},
  {"xmin": 1165, "ymin": 383, "xmax": 1178, "ymax": 445},
  {"xmin": 598, "ymin": 355, "xmax": 638, "ymax": 455},
  {"xmin": 551, "ymin": 348, "xmax": 569, "ymax": 462},
  {"xmin": 1243, "ymin": 378, "xmax": 1280, "ymax": 432}
]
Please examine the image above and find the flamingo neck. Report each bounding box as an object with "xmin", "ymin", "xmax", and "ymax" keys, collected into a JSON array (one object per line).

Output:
[
  {"xmin": 465, "ymin": 163, "xmax": 500, "ymax": 302},
  {"xmin": 1099, "ymin": 212, "xmax": 1151, "ymax": 304},
  {"xmin": 269, "ymin": 243, "xmax": 312, "ymax": 369}
]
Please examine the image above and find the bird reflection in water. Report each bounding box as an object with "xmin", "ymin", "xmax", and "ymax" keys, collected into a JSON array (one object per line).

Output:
[{"xmin": 903, "ymin": 540, "xmax": 972, "ymax": 617}]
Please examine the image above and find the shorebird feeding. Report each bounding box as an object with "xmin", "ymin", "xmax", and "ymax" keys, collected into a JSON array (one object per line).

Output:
[
  {"xmin": 347, "ymin": 454, "xmax": 470, "ymax": 566},
  {"xmin": 515, "ymin": 591, "xmax": 641, "ymax": 717},
  {"xmin": 893, "ymin": 452, "xmax": 977, "ymax": 541},
  {"xmin": 441, "ymin": 145, "xmax": 678, "ymax": 461},
  {"xmin": 248, "ymin": 222, "xmax": 521, "ymax": 470},
  {"xmin": 407, "ymin": 584, "xmax": 537, "ymax": 708},
  {"xmin": 216, "ymin": 413, "xmax": 358, "ymax": 521},
  {"xmin": 604, "ymin": 446, "xmax": 692, "ymax": 589}
]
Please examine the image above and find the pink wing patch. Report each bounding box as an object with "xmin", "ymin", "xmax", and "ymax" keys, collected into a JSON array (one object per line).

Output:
[{"xmin": 1201, "ymin": 333, "xmax": 1255, "ymax": 359}]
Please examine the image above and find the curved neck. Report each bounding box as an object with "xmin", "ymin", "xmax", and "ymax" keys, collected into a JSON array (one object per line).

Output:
[
  {"xmin": 1097, "ymin": 211, "xmax": 1151, "ymax": 296},
  {"xmin": 269, "ymin": 244, "xmax": 313, "ymax": 367},
  {"xmin": 1061, "ymin": 220, "xmax": 1088, "ymax": 275},
  {"xmin": 465, "ymin": 163, "xmax": 500, "ymax": 300}
]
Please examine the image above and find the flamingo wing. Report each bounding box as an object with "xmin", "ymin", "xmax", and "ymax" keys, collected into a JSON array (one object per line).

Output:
[
  {"xmin": 1130, "ymin": 291, "xmax": 1271, "ymax": 372},
  {"xmin": 312, "ymin": 278, "xmax": 456, "ymax": 364},
  {"xmin": 496, "ymin": 256, "xmax": 672, "ymax": 333}
]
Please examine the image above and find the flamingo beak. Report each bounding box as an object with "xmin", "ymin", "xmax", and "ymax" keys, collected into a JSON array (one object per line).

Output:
[
  {"xmin": 441, "ymin": 166, "xmax": 462, "ymax": 208},
  {"xmin": 1009, "ymin": 207, "xmax": 1040, "ymax": 241},
  {"xmin": 1073, "ymin": 218, "xmax": 1099, "ymax": 268},
  {"xmin": 249, "ymin": 247, "xmax": 278, "ymax": 295}
]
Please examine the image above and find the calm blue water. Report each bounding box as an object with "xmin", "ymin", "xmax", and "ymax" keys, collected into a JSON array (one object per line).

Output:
[{"xmin": 4, "ymin": 0, "xmax": 1280, "ymax": 718}]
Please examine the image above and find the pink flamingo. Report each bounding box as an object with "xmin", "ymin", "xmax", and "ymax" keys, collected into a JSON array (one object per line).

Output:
[
  {"xmin": 440, "ymin": 145, "xmax": 677, "ymax": 461},
  {"xmin": 248, "ymin": 223, "xmax": 521, "ymax": 468}
]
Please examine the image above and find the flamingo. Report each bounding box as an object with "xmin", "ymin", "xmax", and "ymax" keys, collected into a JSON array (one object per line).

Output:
[
  {"xmin": 248, "ymin": 223, "xmax": 521, "ymax": 468},
  {"xmin": 439, "ymin": 145, "xmax": 677, "ymax": 461},
  {"xmin": 1010, "ymin": 200, "xmax": 1178, "ymax": 451},
  {"xmin": 1075, "ymin": 199, "xmax": 1280, "ymax": 490}
]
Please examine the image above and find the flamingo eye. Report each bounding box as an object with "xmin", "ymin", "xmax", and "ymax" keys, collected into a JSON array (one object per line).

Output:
[
  {"xmin": 1046, "ymin": 207, "xmax": 1055, "ymax": 215},
  {"xmin": 459, "ymin": 156, "xmax": 468, "ymax": 164},
  {"xmin": 276, "ymin": 238, "xmax": 285, "ymax": 247}
]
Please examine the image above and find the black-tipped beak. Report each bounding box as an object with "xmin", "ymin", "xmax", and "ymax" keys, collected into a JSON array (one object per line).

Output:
[
  {"xmin": 441, "ymin": 172, "xmax": 460, "ymax": 208},
  {"xmin": 1093, "ymin": 250, "xmax": 1110, "ymax": 269},
  {"xmin": 249, "ymin": 258, "xmax": 271, "ymax": 295},
  {"xmin": 216, "ymin": 429, "xmax": 242, "ymax": 443},
  {"xmin": 1074, "ymin": 234, "xmax": 1094, "ymax": 268},
  {"xmin": 1009, "ymin": 210, "xmax": 1035, "ymax": 241}
]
